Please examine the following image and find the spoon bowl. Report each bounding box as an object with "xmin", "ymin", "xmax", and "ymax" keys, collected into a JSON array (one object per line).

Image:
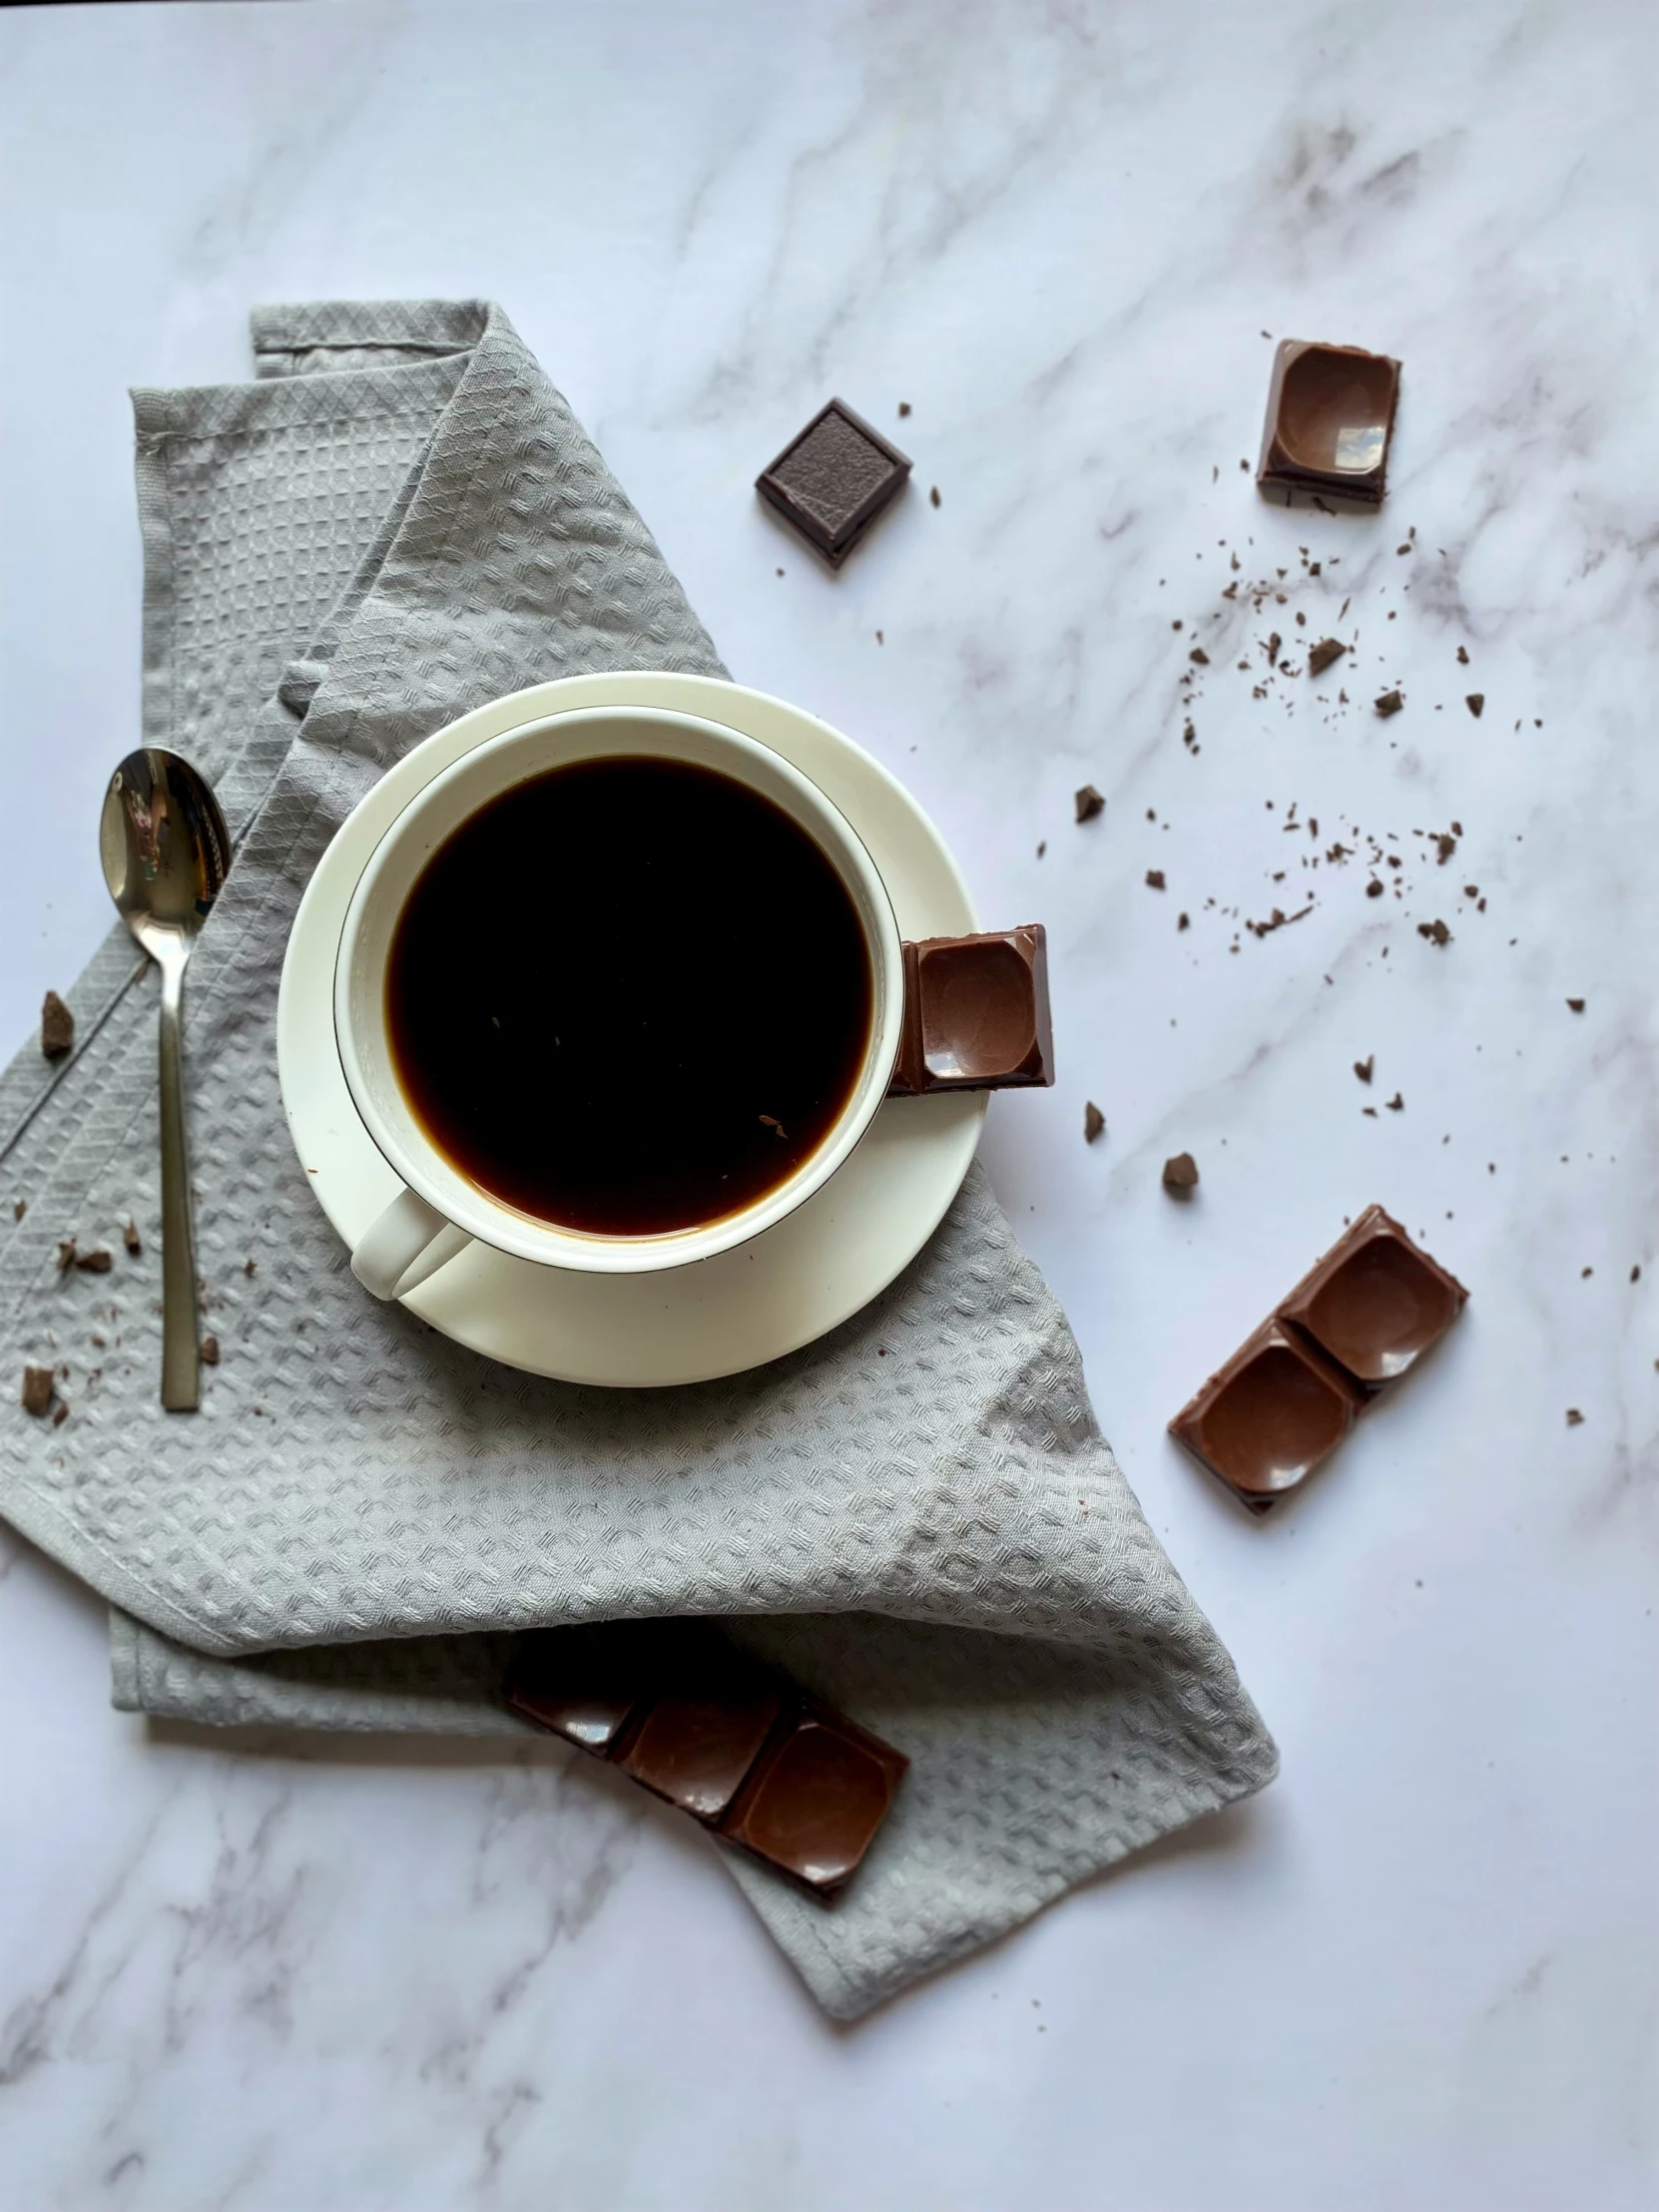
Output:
[{"xmin": 100, "ymin": 749, "xmax": 230, "ymax": 1408}]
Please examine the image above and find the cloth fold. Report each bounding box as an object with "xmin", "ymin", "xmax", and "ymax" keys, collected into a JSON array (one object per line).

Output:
[{"xmin": 0, "ymin": 302, "xmax": 1276, "ymax": 2018}]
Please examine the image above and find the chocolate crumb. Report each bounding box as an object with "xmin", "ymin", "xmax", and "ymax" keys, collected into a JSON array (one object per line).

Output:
[
  {"xmin": 1189, "ymin": 646, "xmax": 1210, "ymax": 666},
  {"xmin": 52, "ymin": 1401, "xmax": 68, "ymax": 1427},
  {"xmin": 1355, "ymin": 1056, "xmax": 1375, "ymax": 1083},
  {"xmin": 55, "ymin": 1241, "xmax": 77, "ymax": 1274},
  {"xmin": 1417, "ymin": 919, "xmax": 1452, "ymax": 946},
  {"xmin": 1375, "ymin": 689, "xmax": 1403, "ymax": 718},
  {"xmin": 1036, "ymin": 841, "xmax": 1046, "ymax": 859},
  {"xmin": 1367, "ymin": 878, "xmax": 1384, "ymax": 897},
  {"xmin": 1307, "ymin": 638, "xmax": 1346, "ymax": 676},
  {"xmin": 928, "ymin": 486, "xmax": 940, "ymax": 508},
  {"xmin": 1456, "ymin": 645, "xmax": 1469, "ymax": 665},
  {"xmin": 21, "ymin": 1364, "xmax": 53, "ymax": 1416},
  {"xmin": 1162, "ymin": 1152, "xmax": 1199, "ymax": 1193},
  {"xmin": 1465, "ymin": 694, "xmax": 1484, "ymax": 718},
  {"xmin": 1146, "ymin": 869, "xmax": 1166, "ymax": 890},
  {"xmin": 12, "ymin": 1200, "xmax": 24, "ymax": 1223},
  {"xmin": 74, "ymin": 1249, "xmax": 112, "ymax": 1274},
  {"xmin": 41, "ymin": 991, "xmax": 73, "ymax": 1060},
  {"xmin": 1084, "ymin": 1101, "xmax": 1105, "ymax": 1145},
  {"xmin": 123, "ymin": 1220, "xmax": 142, "ymax": 1256},
  {"xmin": 244, "ymin": 1259, "xmax": 257, "ymax": 1278},
  {"xmin": 1178, "ymin": 911, "xmax": 1190, "ymax": 931},
  {"xmin": 1434, "ymin": 832, "xmax": 1457, "ymax": 864},
  {"xmin": 1566, "ymin": 1408, "xmax": 1583, "ymax": 1426},
  {"xmin": 897, "ymin": 401, "xmax": 911, "ymax": 417},
  {"xmin": 1385, "ymin": 1092, "xmax": 1404, "ymax": 1112},
  {"xmin": 201, "ymin": 1336, "xmax": 220, "ymax": 1366},
  {"xmin": 1566, "ymin": 998, "xmax": 1585, "ymax": 1012},
  {"xmin": 1632, "ymin": 1266, "xmax": 1641, "ymax": 1283},
  {"xmin": 1396, "ymin": 543, "xmax": 1411, "ymax": 556},
  {"xmin": 1075, "ymin": 785, "xmax": 1105, "ymax": 824}
]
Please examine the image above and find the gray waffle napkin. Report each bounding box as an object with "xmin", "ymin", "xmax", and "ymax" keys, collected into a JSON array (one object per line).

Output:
[{"xmin": 0, "ymin": 302, "xmax": 1277, "ymax": 2019}]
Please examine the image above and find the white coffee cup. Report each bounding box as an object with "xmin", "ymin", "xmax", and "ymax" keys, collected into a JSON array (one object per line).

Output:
[{"xmin": 335, "ymin": 706, "xmax": 905, "ymax": 1300}]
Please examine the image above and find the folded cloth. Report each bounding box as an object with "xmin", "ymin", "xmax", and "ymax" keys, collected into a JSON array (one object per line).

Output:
[{"xmin": 0, "ymin": 302, "xmax": 1277, "ymax": 2019}]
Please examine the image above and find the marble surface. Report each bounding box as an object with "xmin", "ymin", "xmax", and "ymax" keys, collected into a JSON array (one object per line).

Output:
[{"xmin": 1, "ymin": 1, "xmax": 1655, "ymax": 2205}]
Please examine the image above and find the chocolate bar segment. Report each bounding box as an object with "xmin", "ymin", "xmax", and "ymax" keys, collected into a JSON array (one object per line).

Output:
[
  {"xmin": 724, "ymin": 1704, "xmax": 908, "ymax": 1894},
  {"xmin": 888, "ymin": 925, "xmax": 1054, "ymax": 1095},
  {"xmin": 756, "ymin": 399, "xmax": 911, "ymax": 567},
  {"xmin": 1168, "ymin": 1208, "xmax": 1466, "ymax": 1516},
  {"xmin": 1278, "ymin": 1204, "xmax": 1466, "ymax": 1387},
  {"xmin": 504, "ymin": 1620, "xmax": 907, "ymax": 1900},
  {"xmin": 1258, "ymin": 340, "xmax": 1400, "ymax": 507},
  {"xmin": 1170, "ymin": 1319, "xmax": 1367, "ymax": 1514}
]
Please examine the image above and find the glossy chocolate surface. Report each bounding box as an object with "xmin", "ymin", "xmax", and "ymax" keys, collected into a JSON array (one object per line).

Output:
[
  {"xmin": 1279, "ymin": 1205, "xmax": 1467, "ymax": 1385},
  {"xmin": 725, "ymin": 1706, "xmax": 908, "ymax": 1893},
  {"xmin": 504, "ymin": 1620, "xmax": 907, "ymax": 1899},
  {"xmin": 1169, "ymin": 1207, "xmax": 1466, "ymax": 1514},
  {"xmin": 756, "ymin": 399, "xmax": 911, "ymax": 566},
  {"xmin": 1171, "ymin": 1320, "xmax": 1366, "ymax": 1512},
  {"xmin": 1258, "ymin": 340, "xmax": 1400, "ymax": 507},
  {"xmin": 888, "ymin": 925, "xmax": 1055, "ymax": 1095}
]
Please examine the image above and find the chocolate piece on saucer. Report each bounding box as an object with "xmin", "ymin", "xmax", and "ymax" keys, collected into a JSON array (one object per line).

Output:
[
  {"xmin": 887, "ymin": 925, "xmax": 1055, "ymax": 1096},
  {"xmin": 1170, "ymin": 1317, "xmax": 1367, "ymax": 1514},
  {"xmin": 1276, "ymin": 1203, "xmax": 1466, "ymax": 1388},
  {"xmin": 1257, "ymin": 340, "xmax": 1400, "ymax": 507},
  {"xmin": 756, "ymin": 399, "xmax": 911, "ymax": 567},
  {"xmin": 504, "ymin": 1619, "xmax": 908, "ymax": 1899}
]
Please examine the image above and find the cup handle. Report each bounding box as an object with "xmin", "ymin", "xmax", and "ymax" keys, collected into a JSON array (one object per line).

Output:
[{"xmin": 351, "ymin": 1188, "xmax": 472, "ymax": 1301}]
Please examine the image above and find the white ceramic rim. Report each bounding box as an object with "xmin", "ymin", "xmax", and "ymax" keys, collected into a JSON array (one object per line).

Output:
[{"xmin": 331, "ymin": 705, "xmax": 905, "ymax": 1277}]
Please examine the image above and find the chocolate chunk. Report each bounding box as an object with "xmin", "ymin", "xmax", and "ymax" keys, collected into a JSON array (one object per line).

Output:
[
  {"xmin": 1417, "ymin": 918, "xmax": 1451, "ymax": 946},
  {"xmin": 1189, "ymin": 647, "xmax": 1210, "ymax": 666},
  {"xmin": 1307, "ymin": 638, "xmax": 1347, "ymax": 676},
  {"xmin": 1171, "ymin": 1320, "xmax": 1366, "ymax": 1513},
  {"xmin": 1567, "ymin": 998, "xmax": 1585, "ymax": 1012},
  {"xmin": 1084, "ymin": 1101, "xmax": 1105, "ymax": 1144},
  {"xmin": 1465, "ymin": 693, "xmax": 1484, "ymax": 718},
  {"xmin": 1163, "ymin": 1151, "xmax": 1200, "ymax": 1192},
  {"xmin": 40, "ymin": 991, "xmax": 73, "ymax": 1060},
  {"xmin": 74, "ymin": 1249, "xmax": 112, "ymax": 1274},
  {"xmin": 1375, "ymin": 688, "xmax": 1403, "ymax": 718},
  {"xmin": 724, "ymin": 1705, "xmax": 907, "ymax": 1895},
  {"xmin": 756, "ymin": 400, "xmax": 911, "ymax": 567},
  {"xmin": 1171, "ymin": 1207, "xmax": 1466, "ymax": 1510},
  {"xmin": 1257, "ymin": 340, "xmax": 1400, "ymax": 506},
  {"xmin": 505, "ymin": 1621, "xmax": 907, "ymax": 1900},
  {"xmin": 887, "ymin": 927, "xmax": 1054, "ymax": 1096},
  {"xmin": 21, "ymin": 1365, "xmax": 53, "ymax": 1416},
  {"xmin": 1146, "ymin": 869, "xmax": 1166, "ymax": 890},
  {"xmin": 1075, "ymin": 784, "xmax": 1105, "ymax": 823},
  {"xmin": 1367, "ymin": 878, "xmax": 1384, "ymax": 897},
  {"xmin": 123, "ymin": 1220, "xmax": 142, "ymax": 1256},
  {"xmin": 200, "ymin": 1335, "xmax": 220, "ymax": 1366}
]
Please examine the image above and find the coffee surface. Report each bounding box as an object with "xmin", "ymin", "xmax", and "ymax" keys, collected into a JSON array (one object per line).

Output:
[{"xmin": 386, "ymin": 756, "xmax": 872, "ymax": 1236}]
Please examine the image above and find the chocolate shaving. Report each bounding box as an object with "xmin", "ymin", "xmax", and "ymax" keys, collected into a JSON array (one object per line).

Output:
[{"xmin": 40, "ymin": 991, "xmax": 73, "ymax": 1060}]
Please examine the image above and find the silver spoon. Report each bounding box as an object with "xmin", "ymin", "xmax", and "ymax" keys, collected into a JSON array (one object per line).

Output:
[{"xmin": 100, "ymin": 750, "xmax": 231, "ymax": 1410}]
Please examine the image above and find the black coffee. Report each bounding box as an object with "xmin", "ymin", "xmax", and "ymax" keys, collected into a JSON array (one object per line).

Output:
[{"xmin": 385, "ymin": 756, "xmax": 872, "ymax": 1236}]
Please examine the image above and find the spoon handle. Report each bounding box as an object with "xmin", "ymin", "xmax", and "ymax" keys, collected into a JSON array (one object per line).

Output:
[{"xmin": 158, "ymin": 963, "xmax": 200, "ymax": 1411}]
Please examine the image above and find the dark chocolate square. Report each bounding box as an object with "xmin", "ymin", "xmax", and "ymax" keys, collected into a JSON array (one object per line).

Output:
[
  {"xmin": 888, "ymin": 926, "xmax": 1055, "ymax": 1095},
  {"xmin": 756, "ymin": 399, "xmax": 911, "ymax": 567},
  {"xmin": 1277, "ymin": 1204, "xmax": 1467, "ymax": 1387},
  {"xmin": 1169, "ymin": 1318, "xmax": 1368, "ymax": 1514},
  {"xmin": 1258, "ymin": 340, "xmax": 1400, "ymax": 507},
  {"xmin": 723, "ymin": 1704, "xmax": 909, "ymax": 1896}
]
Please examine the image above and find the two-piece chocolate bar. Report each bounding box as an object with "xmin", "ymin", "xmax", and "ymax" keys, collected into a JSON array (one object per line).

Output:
[
  {"xmin": 887, "ymin": 926, "xmax": 1055, "ymax": 1096},
  {"xmin": 1169, "ymin": 1206, "xmax": 1466, "ymax": 1514},
  {"xmin": 505, "ymin": 1620, "xmax": 908, "ymax": 1900}
]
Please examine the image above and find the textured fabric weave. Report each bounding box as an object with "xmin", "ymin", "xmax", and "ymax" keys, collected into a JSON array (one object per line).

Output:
[{"xmin": 0, "ymin": 303, "xmax": 1277, "ymax": 2018}]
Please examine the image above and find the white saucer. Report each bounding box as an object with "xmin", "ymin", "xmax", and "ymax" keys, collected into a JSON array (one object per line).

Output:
[{"xmin": 276, "ymin": 673, "xmax": 985, "ymax": 1386}]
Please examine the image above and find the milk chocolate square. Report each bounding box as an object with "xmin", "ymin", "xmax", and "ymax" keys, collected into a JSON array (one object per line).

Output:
[
  {"xmin": 1170, "ymin": 1318, "xmax": 1368, "ymax": 1514},
  {"xmin": 756, "ymin": 399, "xmax": 911, "ymax": 567},
  {"xmin": 888, "ymin": 925, "xmax": 1055, "ymax": 1095},
  {"xmin": 1258, "ymin": 340, "xmax": 1400, "ymax": 507},
  {"xmin": 1278, "ymin": 1204, "xmax": 1466, "ymax": 1387},
  {"xmin": 724, "ymin": 1704, "xmax": 909, "ymax": 1897}
]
